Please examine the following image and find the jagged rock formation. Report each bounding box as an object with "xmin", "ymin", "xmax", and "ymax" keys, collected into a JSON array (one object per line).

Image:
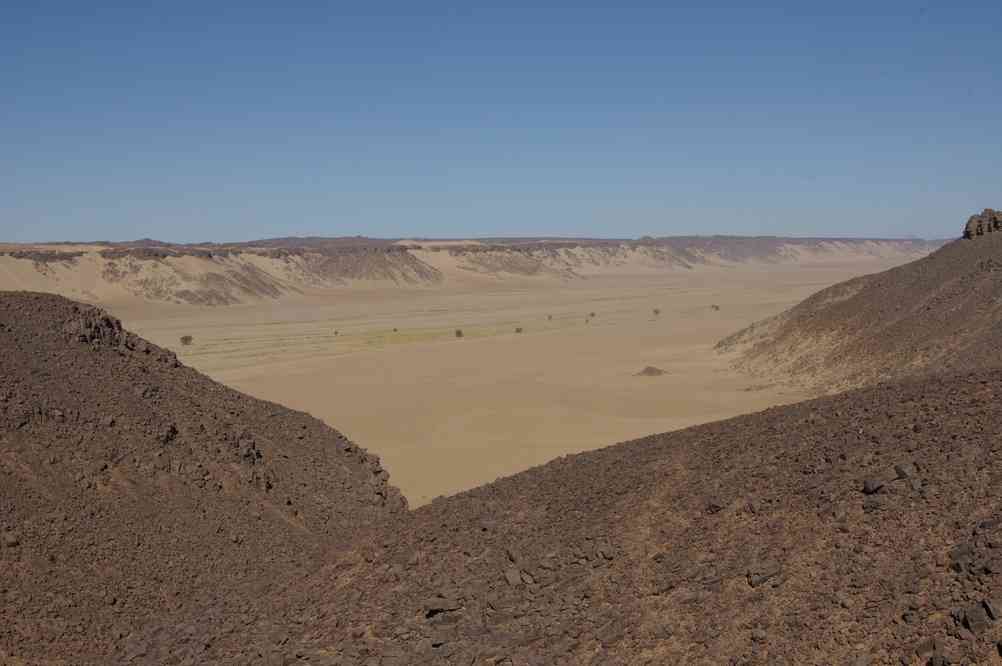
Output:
[
  {"xmin": 0, "ymin": 292, "xmax": 404, "ymax": 663},
  {"xmin": 718, "ymin": 223, "xmax": 1002, "ymax": 394},
  {"xmin": 963, "ymin": 208, "xmax": 1002, "ymax": 239}
]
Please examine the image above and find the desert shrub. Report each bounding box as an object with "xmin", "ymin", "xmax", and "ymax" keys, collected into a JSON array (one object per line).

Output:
[
  {"xmin": 515, "ymin": 327, "xmax": 523, "ymax": 333},
  {"xmin": 393, "ymin": 327, "xmax": 398, "ymax": 332},
  {"xmin": 547, "ymin": 314, "xmax": 553, "ymax": 320},
  {"xmin": 711, "ymin": 304, "xmax": 721, "ymax": 311},
  {"xmin": 589, "ymin": 312, "xmax": 596, "ymax": 318},
  {"xmin": 333, "ymin": 330, "xmax": 339, "ymax": 336},
  {"xmin": 455, "ymin": 329, "xmax": 464, "ymax": 338},
  {"xmin": 653, "ymin": 308, "xmax": 661, "ymax": 316},
  {"xmin": 180, "ymin": 335, "xmax": 193, "ymax": 346}
]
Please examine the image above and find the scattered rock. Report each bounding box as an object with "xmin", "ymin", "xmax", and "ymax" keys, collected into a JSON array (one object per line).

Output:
[
  {"xmin": 504, "ymin": 568, "xmax": 522, "ymax": 587},
  {"xmin": 949, "ymin": 543, "xmax": 976, "ymax": 572},
  {"xmin": 963, "ymin": 604, "xmax": 992, "ymax": 634},
  {"xmin": 894, "ymin": 463, "xmax": 917, "ymax": 480},
  {"xmin": 747, "ymin": 561, "xmax": 782, "ymax": 588},
  {"xmin": 984, "ymin": 598, "xmax": 1000, "ymax": 621},
  {"xmin": 862, "ymin": 478, "xmax": 884, "ymax": 495}
]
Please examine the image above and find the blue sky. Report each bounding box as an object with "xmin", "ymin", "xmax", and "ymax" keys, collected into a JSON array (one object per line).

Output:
[{"xmin": 3, "ymin": 2, "xmax": 1000, "ymax": 242}]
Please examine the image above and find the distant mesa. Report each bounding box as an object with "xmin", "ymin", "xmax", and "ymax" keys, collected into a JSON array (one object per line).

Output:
[
  {"xmin": 963, "ymin": 208, "xmax": 1002, "ymax": 239},
  {"xmin": 635, "ymin": 365, "xmax": 667, "ymax": 376}
]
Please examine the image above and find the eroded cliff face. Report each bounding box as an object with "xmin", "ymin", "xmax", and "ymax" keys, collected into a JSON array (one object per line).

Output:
[{"xmin": 0, "ymin": 236, "xmax": 941, "ymax": 306}]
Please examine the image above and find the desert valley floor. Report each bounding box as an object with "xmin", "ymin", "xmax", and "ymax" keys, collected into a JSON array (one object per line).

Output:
[{"xmin": 104, "ymin": 257, "xmax": 916, "ymax": 506}]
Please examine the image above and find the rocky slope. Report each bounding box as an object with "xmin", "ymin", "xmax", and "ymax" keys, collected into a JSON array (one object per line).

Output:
[
  {"xmin": 0, "ymin": 292, "xmax": 404, "ymax": 664},
  {"xmin": 182, "ymin": 369, "xmax": 1002, "ymax": 665},
  {"xmin": 0, "ymin": 237, "xmax": 940, "ymax": 306},
  {"xmin": 717, "ymin": 231, "xmax": 1002, "ymax": 393},
  {"xmin": 8, "ymin": 289, "xmax": 1002, "ymax": 665}
]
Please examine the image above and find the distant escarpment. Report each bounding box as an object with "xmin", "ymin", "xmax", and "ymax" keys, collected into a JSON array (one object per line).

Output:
[
  {"xmin": 0, "ymin": 236, "xmax": 940, "ymax": 306},
  {"xmin": 718, "ymin": 211, "xmax": 1002, "ymax": 393}
]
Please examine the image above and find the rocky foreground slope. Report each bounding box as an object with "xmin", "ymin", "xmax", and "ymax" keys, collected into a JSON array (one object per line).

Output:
[
  {"xmin": 718, "ymin": 230, "xmax": 1002, "ymax": 393},
  {"xmin": 6, "ymin": 291, "xmax": 1002, "ymax": 665},
  {"xmin": 183, "ymin": 369, "xmax": 1002, "ymax": 665},
  {"xmin": 0, "ymin": 292, "xmax": 404, "ymax": 664}
]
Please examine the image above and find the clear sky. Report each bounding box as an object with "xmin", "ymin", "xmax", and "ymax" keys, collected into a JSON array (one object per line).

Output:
[{"xmin": 3, "ymin": 2, "xmax": 1000, "ymax": 242}]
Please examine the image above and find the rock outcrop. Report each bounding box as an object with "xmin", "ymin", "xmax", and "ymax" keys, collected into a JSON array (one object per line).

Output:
[{"xmin": 963, "ymin": 208, "xmax": 1002, "ymax": 239}]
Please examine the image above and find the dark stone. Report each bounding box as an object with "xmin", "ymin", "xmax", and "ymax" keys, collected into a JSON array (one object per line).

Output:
[
  {"xmin": 964, "ymin": 605, "xmax": 992, "ymax": 634},
  {"xmin": 894, "ymin": 463, "xmax": 917, "ymax": 480},
  {"xmin": 423, "ymin": 595, "xmax": 461, "ymax": 619},
  {"xmin": 949, "ymin": 543, "xmax": 975, "ymax": 572},
  {"xmin": 984, "ymin": 598, "xmax": 1001, "ymax": 621},
  {"xmin": 862, "ymin": 479, "xmax": 884, "ymax": 495},
  {"xmin": 706, "ymin": 497, "xmax": 727, "ymax": 514},
  {"xmin": 747, "ymin": 561, "xmax": 782, "ymax": 588},
  {"xmin": 504, "ymin": 568, "xmax": 522, "ymax": 587}
]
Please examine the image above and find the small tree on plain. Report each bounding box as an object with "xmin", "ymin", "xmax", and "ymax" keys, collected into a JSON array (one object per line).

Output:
[
  {"xmin": 455, "ymin": 329, "xmax": 464, "ymax": 338},
  {"xmin": 653, "ymin": 308, "xmax": 661, "ymax": 317},
  {"xmin": 515, "ymin": 327, "xmax": 523, "ymax": 333},
  {"xmin": 180, "ymin": 335, "xmax": 193, "ymax": 346}
]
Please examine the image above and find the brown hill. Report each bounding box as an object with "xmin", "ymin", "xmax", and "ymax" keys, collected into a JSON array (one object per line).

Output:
[
  {"xmin": 0, "ymin": 292, "xmax": 404, "ymax": 664},
  {"xmin": 717, "ymin": 232, "xmax": 1002, "ymax": 393}
]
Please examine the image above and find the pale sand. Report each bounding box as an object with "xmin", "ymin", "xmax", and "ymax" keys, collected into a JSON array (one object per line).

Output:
[{"xmin": 103, "ymin": 258, "xmax": 909, "ymax": 507}]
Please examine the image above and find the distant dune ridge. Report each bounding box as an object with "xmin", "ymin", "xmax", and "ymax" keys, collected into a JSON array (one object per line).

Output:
[
  {"xmin": 0, "ymin": 236, "xmax": 941, "ymax": 306},
  {"xmin": 719, "ymin": 213, "xmax": 1002, "ymax": 393}
]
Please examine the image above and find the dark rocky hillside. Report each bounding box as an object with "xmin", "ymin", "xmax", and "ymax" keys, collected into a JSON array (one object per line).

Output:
[
  {"xmin": 192, "ymin": 369, "xmax": 1002, "ymax": 665},
  {"xmin": 718, "ymin": 231, "xmax": 1002, "ymax": 393},
  {"xmin": 7, "ymin": 290, "xmax": 1002, "ymax": 665},
  {"xmin": 0, "ymin": 292, "xmax": 404, "ymax": 664}
]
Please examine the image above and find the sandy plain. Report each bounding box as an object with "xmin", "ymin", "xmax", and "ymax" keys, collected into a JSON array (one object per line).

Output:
[{"xmin": 103, "ymin": 256, "xmax": 913, "ymax": 506}]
